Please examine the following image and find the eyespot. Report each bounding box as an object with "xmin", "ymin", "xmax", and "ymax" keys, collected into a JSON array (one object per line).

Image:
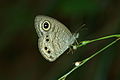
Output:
[
  {"xmin": 44, "ymin": 47, "xmax": 47, "ymax": 50},
  {"xmin": 48, "ymin": 51, "xmax": 51, "ymax": 54},
  {"xmin": 46, "ymin": 39, "xmax": 49, "ymax": 42},
  {"xmin": 42, "ymin": 21, "xmax": 51, "ymax": 31},
  {"xmin": 49, "ymin": 56, "xmax": 53, "ymax": 59}
]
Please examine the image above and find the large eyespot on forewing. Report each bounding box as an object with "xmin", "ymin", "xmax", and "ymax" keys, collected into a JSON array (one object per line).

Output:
[{"xmin": 41, "ymin": 20, "xmax": 51, "ymax": 31}]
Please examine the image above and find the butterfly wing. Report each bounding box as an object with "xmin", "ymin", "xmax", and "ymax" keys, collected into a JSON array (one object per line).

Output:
[{"xmin": 35, "ymin": 15, "xmax": 76, "ymax": 62}]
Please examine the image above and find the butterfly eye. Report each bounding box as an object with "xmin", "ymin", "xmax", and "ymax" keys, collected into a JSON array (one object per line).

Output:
[{"xmin": 42, "ymin": 21, "xmax": 51, "ymax": 31}]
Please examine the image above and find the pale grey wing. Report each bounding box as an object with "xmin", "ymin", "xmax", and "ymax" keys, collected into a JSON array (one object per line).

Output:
[
  {"xmin": 49, "ymin": 23, "xmax": 76, "ymax": 61},
  {"xmin": 36, "ymin": 15, "xmax": 77, "ymax": 62},
  {"xmin": 38, "ymin": 37, "xmax": 53, "ymax": 61},
  {"xmin": 38, "ymin": 23, "xmax": 76, "ymax": 62},
  {"xmin": 34, "ymin": 17, "xmax": 42, "ymax": 37}
]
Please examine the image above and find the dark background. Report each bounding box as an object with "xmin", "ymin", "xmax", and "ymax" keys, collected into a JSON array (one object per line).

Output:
[{"xmin": 0, "ymin": 0, "xmax": 120, "ymax": 80}]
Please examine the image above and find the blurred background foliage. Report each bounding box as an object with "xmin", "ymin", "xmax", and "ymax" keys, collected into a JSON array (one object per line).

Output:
[{"xmin": 0, "ymin": 0, "xmax": 120, "ymax": 80}]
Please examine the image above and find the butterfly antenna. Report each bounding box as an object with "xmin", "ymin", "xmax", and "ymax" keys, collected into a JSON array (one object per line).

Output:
[
  {"xmin": 74, "ymin": 24, "xmax": 86, "ymax": 34},
  {"xmin": 73, "ymin": 24, "xmax": 86, "ymax": 48}
]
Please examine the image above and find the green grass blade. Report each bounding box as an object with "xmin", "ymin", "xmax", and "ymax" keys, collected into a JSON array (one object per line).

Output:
[{"xmin": 58, "ymin": 38, "xmax": 120, "ymax": 80}]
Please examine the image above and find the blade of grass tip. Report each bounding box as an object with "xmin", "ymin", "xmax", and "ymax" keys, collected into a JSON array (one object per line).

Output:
[
  {"xmin": 58, "ymin": 38, "xmax": 120, "ymax": 80},
  {"xmin": 76, "ymin": 34, "xmax": 120, "ymax": 48}
]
